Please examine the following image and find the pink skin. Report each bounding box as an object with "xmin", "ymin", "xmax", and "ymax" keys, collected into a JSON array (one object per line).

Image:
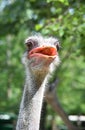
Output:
[{"xmin": 28, "ymin": 46, "xmax": 57, "ymax": 67}]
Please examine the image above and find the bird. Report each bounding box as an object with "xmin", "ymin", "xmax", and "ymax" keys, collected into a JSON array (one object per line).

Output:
[{"xmin": 16, "ymin": 35, "xmax": 60, "ymax": 130}]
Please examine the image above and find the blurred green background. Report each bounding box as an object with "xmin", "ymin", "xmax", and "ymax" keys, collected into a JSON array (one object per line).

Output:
[{"xmin": 0, "ymin": 0, "xmax": 85, "ymax": 130}]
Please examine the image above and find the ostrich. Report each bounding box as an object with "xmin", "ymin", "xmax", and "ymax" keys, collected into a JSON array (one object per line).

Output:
[{"xmin": 16, "ymin": 35, "xmax": 60, "ymax": 130}]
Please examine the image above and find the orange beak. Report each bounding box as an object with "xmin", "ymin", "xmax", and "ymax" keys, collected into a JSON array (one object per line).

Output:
[{"xmin": 28, "ymin": 46, "xmax": 57, "ymax": 58}]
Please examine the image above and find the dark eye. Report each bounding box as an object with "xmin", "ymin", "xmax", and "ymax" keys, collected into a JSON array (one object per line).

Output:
[
  {"xmin": 56, "ymin": 44, "xmax": 60, "ymax": 51},
  {"xmin": 54, "ymin": 41, "xmax": 60, "ymax": 51},
  {"xmin": 25, "ymin": 39, "xmax": 35, "ymax": 50},
  {"xmin": 25, "ymin": 39, "xmax": 38, "ymax": 51}
]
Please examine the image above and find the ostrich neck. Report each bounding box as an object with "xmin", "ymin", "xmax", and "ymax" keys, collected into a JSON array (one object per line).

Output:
[{"xmin": 16, "ymin": 67, "xmax": 48, "ymax": 130}]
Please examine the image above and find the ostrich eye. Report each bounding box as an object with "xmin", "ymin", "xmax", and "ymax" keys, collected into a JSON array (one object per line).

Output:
[
  {"xmin": 25, "ymin": 39, "xmax": 38, "ymax": 51},
  {"xmin": 25, "ymin": 39, "xmax": 35, "ymax": 50},
  {"xmin": 56, "ymin": 44, "xmax": 60, "ymax": 51},
  {"xmin": 54, "ymin": 41, "xmax": 60, "ymax": 51}
]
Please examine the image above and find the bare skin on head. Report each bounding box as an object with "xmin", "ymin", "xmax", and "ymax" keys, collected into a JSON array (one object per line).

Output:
[{"xmin": 16, "ymin": 35, "xmax": 60, "ymax": 130}]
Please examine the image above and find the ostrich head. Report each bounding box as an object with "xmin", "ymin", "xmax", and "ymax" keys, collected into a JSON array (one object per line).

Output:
[{"xmin": 22, "ymin": 35, "xmax": 60, "ymax": 85}]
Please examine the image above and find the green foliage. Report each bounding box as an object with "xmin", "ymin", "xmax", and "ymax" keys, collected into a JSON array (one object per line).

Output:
[{"xmin": 0, "ymin": 0, "xmax": 85, "ymax": 116}]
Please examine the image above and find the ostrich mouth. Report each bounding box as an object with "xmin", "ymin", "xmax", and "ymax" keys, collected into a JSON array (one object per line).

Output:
[{"xmin": 28, "ymin": 46, "xmax": 57, "ymax": 58}]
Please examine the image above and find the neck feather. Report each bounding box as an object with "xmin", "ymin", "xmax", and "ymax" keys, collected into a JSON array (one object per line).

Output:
[{"xmin": 16, "ymin": 67, "xmax": 47, "ymax": 130}]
